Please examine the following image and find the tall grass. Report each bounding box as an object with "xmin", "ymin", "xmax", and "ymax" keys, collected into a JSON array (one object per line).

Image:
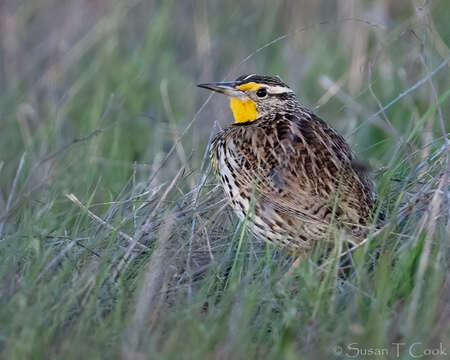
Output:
[{"xmin": 0, "ymin": 1, "xmax": 449, "ymax": 359}]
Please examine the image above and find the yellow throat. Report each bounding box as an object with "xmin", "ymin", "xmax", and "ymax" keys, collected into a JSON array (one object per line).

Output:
[{"xmin": 229, "ymin": 98, "xmax": 258, "ymax": 124}]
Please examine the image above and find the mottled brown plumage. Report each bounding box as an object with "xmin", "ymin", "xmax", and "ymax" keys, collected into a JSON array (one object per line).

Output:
[{"xmin": 201, "ymin": 74, "xmax": 376, "ymax": 255}]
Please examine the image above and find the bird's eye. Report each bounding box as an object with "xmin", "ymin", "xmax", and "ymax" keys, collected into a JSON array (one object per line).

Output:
[{"xmin": 256, "ymin": 88, "xmax": 267, "ymax": 97}]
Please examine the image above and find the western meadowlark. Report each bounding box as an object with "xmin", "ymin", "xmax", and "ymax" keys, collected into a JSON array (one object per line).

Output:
[{"xmin": 198, "ymin": 74, "xmax": 377, "ymax": 257}]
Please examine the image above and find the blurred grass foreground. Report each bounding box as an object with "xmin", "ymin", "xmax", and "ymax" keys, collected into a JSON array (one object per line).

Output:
[{"xmin": 0, "ymin": 0, "xmax": 449, "ymax": 359}]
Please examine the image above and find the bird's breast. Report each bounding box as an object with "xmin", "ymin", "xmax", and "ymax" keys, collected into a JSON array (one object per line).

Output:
[{"xmin": 213, "ymin": 139, "xmax": 251, "ymax": 219}]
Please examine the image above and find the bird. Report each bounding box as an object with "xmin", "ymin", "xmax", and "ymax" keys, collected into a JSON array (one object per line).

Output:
[{"xmin": 198, "ymin": 74, "xmax": 377, "ymax": 257}]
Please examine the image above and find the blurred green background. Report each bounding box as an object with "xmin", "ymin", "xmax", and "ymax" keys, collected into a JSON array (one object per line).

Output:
[
  {"xmin": 1, "ymin": 0, "xmax": 448, "ymax": 191},
  {"xmin": 0, "ymin": 0, "xmax": 449, "ymax": 359}
]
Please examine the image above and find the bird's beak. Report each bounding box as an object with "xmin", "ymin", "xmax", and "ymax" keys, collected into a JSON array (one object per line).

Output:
[{"xmin": 197, "ymin": 81, "xmax": 245, "ymax": 98}]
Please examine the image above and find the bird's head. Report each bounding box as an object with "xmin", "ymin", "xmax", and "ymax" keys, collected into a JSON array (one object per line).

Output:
[{"xmin": 198, "ymin": 74, "xmax": 297, "ymax": 124}]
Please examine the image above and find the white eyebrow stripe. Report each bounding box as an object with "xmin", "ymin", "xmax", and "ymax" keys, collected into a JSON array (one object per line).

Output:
[{"xmin": 266, "ymin": 85, "xmax": 293, "ymax": 94}]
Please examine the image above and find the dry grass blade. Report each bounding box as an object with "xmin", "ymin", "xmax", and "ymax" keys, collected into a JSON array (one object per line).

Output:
[
  {"xmin": 65, "ymin": 193, "xmax": 149, "ymax": 251},
  {"xmin": 318, "ymin": 75, "xmax": 395, "ymax": 136},
  {"xmin": 407, "ymin": 173, "xmax": 448, "ymax": 333},
  {"xmin": 316, "ymin": 226, "xmax": 386, "ymax": 272},
  {"xmin": 0, "ymin": 153, "xmax": 26, "ymax": 237},
  {"xmin": 111, "ymin": 167, "xmax": 185, "ymax": 281},
  {"xmin": 351, "ymin": 56, "xmax": 450, "ymax": 136},
  {"xmin": 36, "ymin": 237, "xmax": 78, "ymax": 282},
  {"xmin": 122, "ymin": 215, "xmax": 175, "ymax": 355}
]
